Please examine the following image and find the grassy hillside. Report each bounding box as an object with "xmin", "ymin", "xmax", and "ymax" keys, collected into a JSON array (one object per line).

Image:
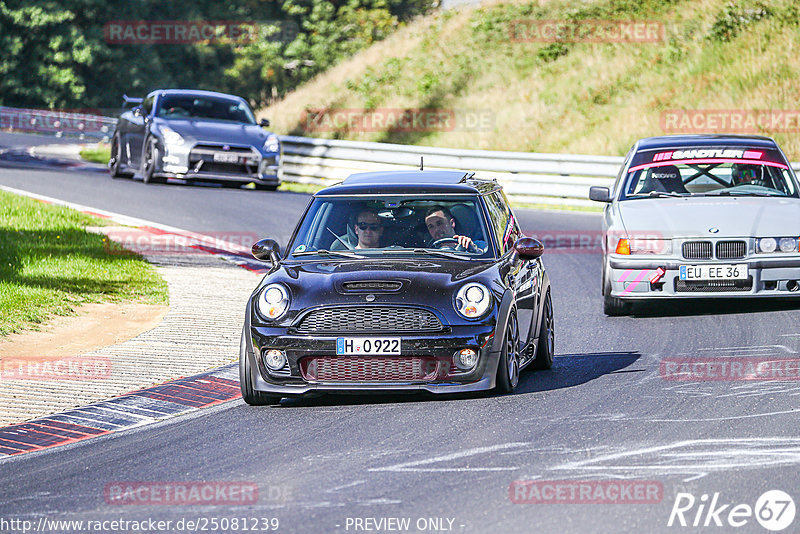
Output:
[{"xmin": 261, "ymin": 0, "xmax": 800, "ymax": 159}]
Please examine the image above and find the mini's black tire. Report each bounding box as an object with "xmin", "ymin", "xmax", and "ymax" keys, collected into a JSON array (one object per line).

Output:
[
  {"xmin": 495, "ymin": 310, "xmax": 520, "ymax": 393},
  {"xmin": 532, "ymin": 290, "xmax": 554, "ymax": 370}
]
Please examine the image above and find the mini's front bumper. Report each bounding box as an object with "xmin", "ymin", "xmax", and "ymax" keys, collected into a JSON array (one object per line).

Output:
[
  {"xmin": 608, "ymin": 255, "xmax": 800, "ymax": 299},
  {"xmin": 245, "ymin": 325, "xmax": 499, "ymax": 396}
]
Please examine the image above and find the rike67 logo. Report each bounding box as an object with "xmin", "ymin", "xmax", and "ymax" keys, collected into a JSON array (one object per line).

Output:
[{"xmin": 668, "ymin": 490, "xmax": 796, "ymax": 531}]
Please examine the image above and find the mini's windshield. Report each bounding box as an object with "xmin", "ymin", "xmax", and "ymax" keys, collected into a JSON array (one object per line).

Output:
[
  {"xmin": 622, "ymin": 147, "xmax": 798, "ymax": 199},
  {"xmin": 156, "ymin": 95, "xmax": 256, "ymax": 124},
  {"xmin": 288, "ymin": 196, "xmax": 493, "ymax": 259}
]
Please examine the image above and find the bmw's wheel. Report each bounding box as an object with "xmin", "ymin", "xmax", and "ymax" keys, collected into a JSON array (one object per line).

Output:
[
  {"xmin": 239, "ymin": 329, "xmax": 282, "ymax": 406},
  {"xmin": 109, "ymin": 134, "xmax": 131, "ymax": 178},
  {"xmin": 495, "ymin": 310, "xmax": 520, "ymax": 393},
  {"xmin": 603, "ymin": 278, "xmax": 630, "ymax": 316},
  {"xmin": 532, "ymin": 290, "xmax": 554, "ymax": 370},
  {"xmin": 142, "ymin": 137, "xmax": 165, "ymax": 184}
]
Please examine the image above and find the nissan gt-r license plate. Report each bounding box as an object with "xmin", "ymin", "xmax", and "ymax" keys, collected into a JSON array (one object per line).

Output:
[
  {"xmin": 336, "ymin": 337, "xmax": 401, "ymax": 355},
  {"xmin": 679, "ymin": 264, "xmax": 748, "ymax": 280},
  {"xmin": 213, "ymin": 153, "xmax": 240, "ymax": 164}
]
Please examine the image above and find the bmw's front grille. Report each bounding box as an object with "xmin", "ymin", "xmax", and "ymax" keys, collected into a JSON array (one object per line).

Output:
[
  {"xmin": 716, "ymin": 240, "xmax": 746, "ymax": 259},
  {"xmin": 294, "ymin": 307, "xmax": 443, "ymax": 334},
  {"xmin": 682, "ymin": 241, "xmax": 713, "ymax": 260},
  {"xmin": 300, "ymin": 356, "xmax": 437, "ymax": 381},
  {"xmin": 675, "ymin": 277, "xmax": 753, "ymax": 292}
]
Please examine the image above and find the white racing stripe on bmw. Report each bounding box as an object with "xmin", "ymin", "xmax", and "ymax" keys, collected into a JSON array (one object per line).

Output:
[
  {"xmin": 369, "ymin": 442, "xmax": 528, "ymax": 473},
  {"xmin": 0, "ymin": 184, "xmax": 251, "ymax": 255}
]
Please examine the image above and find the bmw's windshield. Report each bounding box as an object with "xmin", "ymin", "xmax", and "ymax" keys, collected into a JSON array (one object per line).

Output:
[
  {"xmin": 621, "ymin": 147, "xmax": 798, "ymax": 200},
  {"xmin": 155, "ymin": 95, "xmax": 256, "ymax": 124},
  {"xmin": 287, "ymin": 196, "xmax": 494, "ymax": 259}
]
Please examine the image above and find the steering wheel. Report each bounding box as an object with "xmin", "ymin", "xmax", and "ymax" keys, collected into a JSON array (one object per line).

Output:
[{"xmin": 432, "ymin": 237, "xmax": 460, "ymax": 249}]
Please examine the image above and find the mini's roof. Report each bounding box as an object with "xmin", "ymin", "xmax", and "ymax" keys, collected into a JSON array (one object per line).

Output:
[
  {"xmin": 636, "ymin": 135, "xmax": 778, "ymax": 150},
  {"xmin": 317, "ymin": 170, "xmax": 498, "ymax": 196}
]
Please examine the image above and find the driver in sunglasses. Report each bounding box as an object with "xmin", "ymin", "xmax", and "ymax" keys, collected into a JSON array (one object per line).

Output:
[{"xmin": 354, "ymin": 209, "xmax": 384, "ymax": 249}]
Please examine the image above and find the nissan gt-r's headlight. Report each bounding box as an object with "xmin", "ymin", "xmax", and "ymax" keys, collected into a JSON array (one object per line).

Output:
[
  {"xmin": 256, "ymin": 284, "xmax": 290, "ymax": 320},
  {"xmin": 455, "ymin": 282, "xmax": 492, "ymax": 319},
  {"xmin": 264, "ymin": 134, "xmax": 280, "ymax": 153},
  {"xmin": 161, "ymin": 126, "xmax": 184, "ymax": 146},
  {"xmin": 758, "ymin": 237, "xmax": 799, "ymax": 253}
]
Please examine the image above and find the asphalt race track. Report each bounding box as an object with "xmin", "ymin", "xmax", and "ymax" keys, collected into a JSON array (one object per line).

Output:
[{"xmin": 1, "ymin": 136, "xmax": 800, "ymax": 533}]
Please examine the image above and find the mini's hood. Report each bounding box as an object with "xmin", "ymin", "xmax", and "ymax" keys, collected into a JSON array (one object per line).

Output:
[
  {"xmin": 155, "ymin": 118, "xmax": 269, "ymax": 146},
  {"xmin": 617, "ymin": 197, "xmax": 800, "ymax": 238},
  {"xmin": 257, "ymin": 258, "xmax": 499, "ymax": 308}
]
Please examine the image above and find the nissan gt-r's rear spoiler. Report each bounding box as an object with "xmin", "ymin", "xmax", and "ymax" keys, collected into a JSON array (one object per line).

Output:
[{"xmin": 121, "ymin": 94, "xmax": 143, "ymax": 108}]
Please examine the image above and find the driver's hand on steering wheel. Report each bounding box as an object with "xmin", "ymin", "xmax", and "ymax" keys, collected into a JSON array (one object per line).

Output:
[{"xmin": 454, "ymin": 235, "xmax": 475, "ymax": 250}]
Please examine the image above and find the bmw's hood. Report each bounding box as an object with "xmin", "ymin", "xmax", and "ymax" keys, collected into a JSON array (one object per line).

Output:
[
  {"xmin": 155, "ymin": 118, "xmax": 268, "ymax": 146},
  {"xmin": 618, "ymin": 197, "xmax": 800, "ymax": 238}
]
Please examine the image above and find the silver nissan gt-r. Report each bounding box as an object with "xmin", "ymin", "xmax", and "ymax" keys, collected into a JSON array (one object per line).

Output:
[{"xmin": 590, "ymin": 135, "xmax": 800, "ymax": 315}]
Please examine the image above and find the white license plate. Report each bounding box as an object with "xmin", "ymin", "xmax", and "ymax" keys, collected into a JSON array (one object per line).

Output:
[
  {"xmin": 213, "ymin": 153, "xmax": 240, "ymax": 164},
  {"xmin": 679, "ymin": 264, "xmax": 748, "ymax": 280},
  {"xmin": 336, "ymin": 337, "xmax": 401, "ymax": 355}
]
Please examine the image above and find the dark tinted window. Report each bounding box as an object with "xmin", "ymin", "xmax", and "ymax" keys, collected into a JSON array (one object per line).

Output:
[{"xmin": 485, "ymin": 191, "xmax": 521, "ymax": 255}]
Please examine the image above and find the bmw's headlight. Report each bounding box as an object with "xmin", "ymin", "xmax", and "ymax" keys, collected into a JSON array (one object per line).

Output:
[
  {"xmin": 160, "ymin": 126, "xmax": 184, "ymax": 146},
  {"xmin": 264, "ymin": 134, "xmax": 280, "ymax": 153},
  {"xmin": 455, "ymin": 282, "xmax": 492, "ymax": 319},
  {"xmin": 256, "ymin": 284, "xmax": 290, "ymax": 320},
  {"xmin": 758, "ymin": 237, "xmax": 798, "ymax": 253}
]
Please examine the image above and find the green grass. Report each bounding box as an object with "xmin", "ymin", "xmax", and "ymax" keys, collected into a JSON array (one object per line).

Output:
[
  {"xmin": 80, "ymin": 144, "xmax": 111, "ymax": 164},
  {"xmin": 0, "ymin": 191, "xmax": 168, "ymax": 336}
]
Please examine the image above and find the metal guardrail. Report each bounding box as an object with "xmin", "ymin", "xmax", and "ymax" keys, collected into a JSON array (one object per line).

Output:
[
  {"xmin": 0, "ymin": 106, "xmax": 117, "ymax": 142},
  {"xmin": 3, "ymin": 106, "xmax": 799, "ymax": 207}
]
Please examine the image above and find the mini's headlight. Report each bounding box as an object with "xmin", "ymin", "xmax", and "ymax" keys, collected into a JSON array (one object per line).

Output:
[
  {"xmin": 161, "ymin": 126, "xmax": 184, "ymax": 146},
  {"xmin": 758, "ymin": 237, "xmax": 777, "ymax": 253},
  {"xmin": 455, "ymin": 282, "xmax": 491, "ymax": 319},
  {"xmin": 256, "ymin": 284, "xmax": 289, "ymax": 320},
  {"xmin": 779, "ymin": 237, "xmax": 798, "ymax": 253},
  {"xmin": 264, "ymin": 134, "xmax": 280, "ymax": 153}
]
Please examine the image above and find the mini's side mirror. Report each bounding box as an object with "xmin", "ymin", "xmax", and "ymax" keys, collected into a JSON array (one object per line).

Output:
[
  {"xmin": 252, "ymin": 238, "xmax": 281, "ymax": 265},
  {"xmin": 259, "ymin": 118, "xmax": 270, "ymax": 128},
  {"xmin": 514, "ymin": 237, "xmax": 544, "ymax": 260},
  {"xmin": 589, "ymin": 186, "xmax": 612, "ymax": 203}
]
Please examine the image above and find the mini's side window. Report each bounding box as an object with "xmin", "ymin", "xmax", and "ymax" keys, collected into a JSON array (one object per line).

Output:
[{"xmin": 485, "ymin": 191, "xmax": 521, "ymax": 256}]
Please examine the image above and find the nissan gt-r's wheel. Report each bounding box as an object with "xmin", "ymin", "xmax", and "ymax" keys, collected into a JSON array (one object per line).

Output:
[
  {"xmin": 531, "ymin": 290, "xmax": 554, "ymax": 370},
  {"xmin": 109, "ymin": 134, "xmax": 132, "ymax": 178},
  {"xmin": 142, "ymin": 137, "xmax": 166, "ymax": 184},
  {"xmin": 495, "ymin": 310, "xmax": 520, "ymax": 393},
  {"xmin": 603, "ymin": 278, "xmax": 630, "ymax": 316},
  {"xmin": 239, "ymin": 329, "xmax": 282, "ymax": 406}
]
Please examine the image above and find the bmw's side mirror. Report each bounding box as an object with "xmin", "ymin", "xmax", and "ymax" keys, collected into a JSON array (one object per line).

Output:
[
  {"xmin": 514, "ymin": 237, "xmax": 544, "ymax": 261},
  {"xmin": 252, "ymin": 238, "xmax": 281, "ymax": 265},
  {"xmin": 259, "ymin": 118, "xmax": 271, "ymax": 128},
  {"xmin": 589, "ymin": 186, "xmax": 612, "ymax": 203}
]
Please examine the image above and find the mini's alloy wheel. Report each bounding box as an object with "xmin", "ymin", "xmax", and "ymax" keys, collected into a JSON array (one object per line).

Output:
[{"xmin": 496, "ymin": 310, "xmax": 520, "ymax": 393}]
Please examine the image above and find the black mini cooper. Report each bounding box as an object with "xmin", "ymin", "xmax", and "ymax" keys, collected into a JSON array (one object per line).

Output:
[{"xmin": 240, "ymin": 170, "xmax": 554, "ymax": 404}]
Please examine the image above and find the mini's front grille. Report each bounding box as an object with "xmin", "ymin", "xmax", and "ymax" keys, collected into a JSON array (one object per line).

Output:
[
  {"xmin": 294, "ymin": 307, "xmax": 443, "ymax": 334},
  {"xmin": 300, "ymin": 356, "xmax": 437, "ymax": 381},
  {"xmin": 716, "ymin": 240, "xmax": 747, "ymax": 259},
  {"xmin": 682, "ymin": 241, "xmax": 713, "ymax": 260},
  {"xmin": 341, "ymin": 281, "xmax": 403, "ymax": 292},
  {"xmin": 675, "ymin": 277, "xmax": 753, "ymax": 293}
]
